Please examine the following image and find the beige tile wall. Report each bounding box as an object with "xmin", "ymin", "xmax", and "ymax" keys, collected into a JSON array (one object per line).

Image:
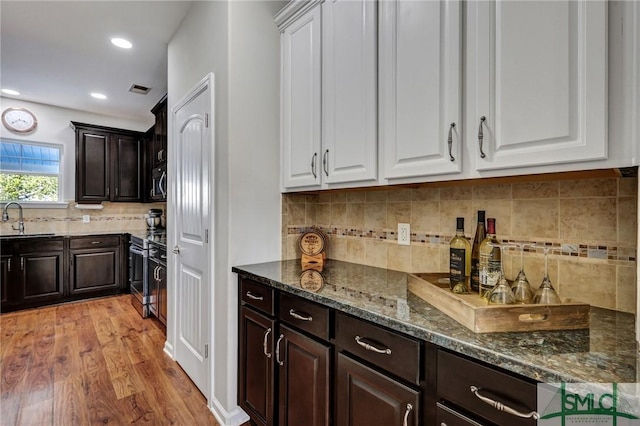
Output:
[
  {"xmin": 282, "ymin": 177, "xmax": 638, "ymax": 313},
  {"xmin": 0, "ymin": 202, "xmax": 167, "ymax": 235}
]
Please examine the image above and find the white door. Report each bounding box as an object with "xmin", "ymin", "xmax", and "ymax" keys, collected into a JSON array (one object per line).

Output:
[
  {"xmin": 467, "ymin": 0, "xmax": 607, "ymax": 171},
  {"xmin": 322, "ymin": 0, "xmax": 377, "ymax": 184},
  {"xmin": 380, "ymin": 0, "xmax": 461, "ymax": 179},
  {"xmin": 281, "ymin": 4, "xmax": 322, "ymax": 190},
  {"xmin": 172, "ymin": 74, "xmax": 213, "ymax": 397}
]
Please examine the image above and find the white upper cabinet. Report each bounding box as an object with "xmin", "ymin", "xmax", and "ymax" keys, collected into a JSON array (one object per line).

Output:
[
  {"xmin": 467, "ymin": 1, "xmax": 608, "ymax": 172},
  {"xmin": 380, "ymin": 0, "xmax": 462, "ymax": 180},
  {"xmin": 281, "ymin": 4, "xmax": 322, "ymax": 189},
  {"xmin": 322, "ymin": 0, "xmax": 378, "ymax": 184}
]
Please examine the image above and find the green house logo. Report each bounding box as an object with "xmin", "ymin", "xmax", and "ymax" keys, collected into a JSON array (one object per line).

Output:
[{"xmin": 538, "ymin": 383, "xmax": 640, "ymax": 425}]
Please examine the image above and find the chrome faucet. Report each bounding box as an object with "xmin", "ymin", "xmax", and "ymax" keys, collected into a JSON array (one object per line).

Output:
[{"xmin": 2, "ymin": 202, "xmax": 25, "ymax": 235}]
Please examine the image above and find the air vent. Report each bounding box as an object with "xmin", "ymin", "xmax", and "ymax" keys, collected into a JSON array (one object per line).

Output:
[{"xmin": 128, "ymin": 84, "xmax": 151, "ymax": 95}]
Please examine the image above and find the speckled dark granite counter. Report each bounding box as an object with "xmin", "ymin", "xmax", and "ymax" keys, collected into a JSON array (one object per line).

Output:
[{"xmin": 233, "ymin": 259, "xmax": 639, "ymax": 385}]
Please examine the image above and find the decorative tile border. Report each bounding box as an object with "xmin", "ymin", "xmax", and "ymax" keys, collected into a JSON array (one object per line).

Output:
[{"xmin": 287, "ymin": 225, "xmax": 637, "ymax": 262}]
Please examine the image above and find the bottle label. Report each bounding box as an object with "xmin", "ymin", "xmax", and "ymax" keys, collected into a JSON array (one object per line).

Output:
[{"xmin": 450, "ymin": 248, "xmax": 466, "ymax": 287}]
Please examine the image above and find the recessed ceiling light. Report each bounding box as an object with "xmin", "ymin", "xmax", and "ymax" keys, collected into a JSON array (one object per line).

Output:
[
  {"xmin": 1, "ymin": 89, "xmax": 20, "ymax": 96},
  {"xmin": 111, "ymin": 38, "xmax": 132, "ymax": 49},
  {"xmin": 91, "ymin": 93, "xmax": 107, "ymax": 100}
]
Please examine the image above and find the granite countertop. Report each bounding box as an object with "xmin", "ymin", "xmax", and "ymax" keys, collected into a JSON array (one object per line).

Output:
[
  {"xmin": 0, "ymin": 230, "xmax": 146, "ymax": 240},
  {"xmin": 233, "ymin": 259, "xmax": 639, "ymax": 385}
]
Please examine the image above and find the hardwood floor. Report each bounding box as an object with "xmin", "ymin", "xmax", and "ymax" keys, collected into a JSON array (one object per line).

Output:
[{"xmin": 0, "ymin": 295, "xmax": 220, "ymax": 425}]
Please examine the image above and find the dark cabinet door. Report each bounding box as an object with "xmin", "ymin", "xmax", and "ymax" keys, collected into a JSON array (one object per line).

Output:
[
  {"xmin": 20, "ymin": 251, "xmax": 65, "ymax": 304},
  {"xmin": 1, "ymin": 254, "xmax": 15, "ymax": 306},
  {"xmin": 278, "ymin": 325, "xmax": 330, "ymax": 426},
  {"xmin": 76, "ymin": 128, "xmax": 110, "ymax": 202},
  {"xmin": 69, "ymin": 247, "xmax": 120, "ymax": 296},
  {"xmin": 157, "ymin": 263, "xmax": 167, "ymax": 325},
  {"xmin": 336, "ymin": 352, "xmax": 419, "ymax": 426},
  {"xmin": 239, "ymin": 306, "xmax": 276, "ymax": 426},
  {"xmin": 112, "ymin": 133, "xmax": 143, "ymax": 202},
  {"xmin": 150, "ymin": 96, "xmax": 167, "ymax": 167},
  {"xmin": 148, "ymin": 257, "xmax": 159, "ymax": 317}
]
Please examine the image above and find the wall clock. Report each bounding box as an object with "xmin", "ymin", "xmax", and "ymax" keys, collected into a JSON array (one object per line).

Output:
[{"xmin": 2, "ymin": 108, "xmax": 38, "ymax": 133}]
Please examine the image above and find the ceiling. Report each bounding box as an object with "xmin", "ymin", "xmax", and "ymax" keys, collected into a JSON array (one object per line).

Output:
[{"xmin": 0, "ymin": 1, "xmax": 193, "ymax": 122}]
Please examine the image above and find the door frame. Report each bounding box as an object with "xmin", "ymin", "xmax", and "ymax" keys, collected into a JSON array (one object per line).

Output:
[{"xmin": 167, "ymin": 72, "xmax": 215, "ymax": 401}]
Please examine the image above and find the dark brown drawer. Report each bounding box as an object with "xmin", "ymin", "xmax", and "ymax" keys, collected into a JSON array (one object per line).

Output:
[
  {"xmin": 70, "ymin": 235, "xmax": 120, "ymax": 249},
  {"xmin": 18, "ymin": 238, "xmax": 64, "ymax": 253},
  {"xmin": 240, "ymin": 278, "xmax": 275, "ymax": 316},
  {"xmin": 437, "ymin": 350, "xmax": 538, "ymax": 426},
  {"xmin": 436, "ymin": 403, "xmax": 483, "ymax": 426},
  {"xmin": 335, "ymin": 312, "xmax": 421, "ymax": 385},
  {"xmin": 279, "ymin": 292, "xmax": 330, "ymax": 340}
]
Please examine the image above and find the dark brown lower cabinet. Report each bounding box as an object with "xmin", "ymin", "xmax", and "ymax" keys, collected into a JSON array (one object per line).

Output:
[
  {"xmin": 239, "ymin": 305, "xmax": 275, "ymax": 426},
  {"xmin": 69, "ymin": 235, "xmax": 122, "ymax": 298},
  {"xmin": 278, "ymin": 325, "xmax": 330, "ymax": 426},
  {"xmin": 336, "ymin": 352, "xmax": 419, "ymax": 426},
  {"xmin": 20, "ymin": 248, "xmax": 65, "ymax": 305}
]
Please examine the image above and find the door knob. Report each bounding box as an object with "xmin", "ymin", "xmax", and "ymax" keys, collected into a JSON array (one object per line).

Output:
[{"xmin": 172, "ymin": 245, "xmax": 181, "ymax": 254}]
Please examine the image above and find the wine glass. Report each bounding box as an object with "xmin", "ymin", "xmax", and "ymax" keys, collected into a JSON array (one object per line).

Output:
[
  {"xmin": 532, "ymin": 246, "xmax": 561, "ymax": 304},
  {"xmin": 511, "ymin": 243, "xmax": 534, "ymax": 304},
  {"xmin": 487, "ymin": 242, "xmax": 516, "ymax": 305}
]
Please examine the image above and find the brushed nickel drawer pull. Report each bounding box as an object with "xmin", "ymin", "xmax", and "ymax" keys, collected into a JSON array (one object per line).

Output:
[
  {"xmin": 402, "ymin": 403, "xmax": 413, "ymax": 426},
  {"xmin": 275, "ymin": 334, "xmax": 285, "ymax": 366},
  {"xmin": 470, "ymin": 386, "xmax": 539, "ymax": 420},
  {"xmin": 246, "ymin": 291, "xmax": 263, "ymax": 301},
  {"xmin": 91, "ymin": 241, "xmax": 101, "ymax": 244},
  {"xmin": 311, "ymin": 153, "xmax": 317, "ymax": 179},
  {"xmin": 355, "ymin": 336, "xmax": 391, "ymax": 355},
  {"xmin": 289, "ymin": 309, "xmax": 312, "ymax": 322},
  {"xmin": 263, "ymin": 327, "xmax": 272, "ymax": 358}
]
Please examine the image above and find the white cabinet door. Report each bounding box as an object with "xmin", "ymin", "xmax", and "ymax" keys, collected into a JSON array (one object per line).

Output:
[
  {"xmin": 322, "ymin": 0, "xmax": 377, "ymax": 184},
  {"xmin": 380, "ymin": 0, "xmax": 462, "ymax": 180},
  {"xmin": 281, "ymin": 6, "xmax": 322, "ymax": 189},
  {"xmin": 467, "ymin": 0, "xmax": 607, "ymax": 172}
]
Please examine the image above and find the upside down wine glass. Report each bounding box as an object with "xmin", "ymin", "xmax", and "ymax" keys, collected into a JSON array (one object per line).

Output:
[
  {"xmin": 487, "ymin": 242, "xmax": 516, "ymax": 305},
  {"xmin": 511, "ymin": 243, "xmax": 534, "ymax": 304},
  {"xmin": 532, "ymin": 247, "xmax": 562, "ymax": 304}
]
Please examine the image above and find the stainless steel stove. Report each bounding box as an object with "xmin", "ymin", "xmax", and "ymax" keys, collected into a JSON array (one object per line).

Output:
[{"xmin": 130, "ymin": 230, "xmax": 166, "ymax": 317}]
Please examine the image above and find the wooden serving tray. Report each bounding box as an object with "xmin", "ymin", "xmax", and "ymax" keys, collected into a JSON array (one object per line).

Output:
[{"xmin": 407, "ymin": 273, "xmax": 590, "ymax": 333}]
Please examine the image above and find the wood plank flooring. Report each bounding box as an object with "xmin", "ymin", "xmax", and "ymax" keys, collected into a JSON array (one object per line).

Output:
[{"xmin": 0, "ymin": 295, "xmax": 220, "ymax": 425}]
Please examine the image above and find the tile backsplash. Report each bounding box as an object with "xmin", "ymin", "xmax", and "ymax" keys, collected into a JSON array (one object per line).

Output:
[
  {"xmin": 282, "ymin": 177, "xmax": 638, "ymax": 314},
  {"xmin": 0, "ymin": 202, "xmax": 167, "ymax": 235}
]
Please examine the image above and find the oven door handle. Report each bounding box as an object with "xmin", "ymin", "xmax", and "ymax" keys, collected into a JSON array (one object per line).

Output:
[{"xmin": 130, "ymin": 246, "xmax": 147, "ymax": 257}]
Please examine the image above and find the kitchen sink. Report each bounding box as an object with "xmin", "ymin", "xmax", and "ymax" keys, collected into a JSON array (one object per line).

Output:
[{"xmin": 0, "ymin": 233, "xmax": 55, "ymax": 240}]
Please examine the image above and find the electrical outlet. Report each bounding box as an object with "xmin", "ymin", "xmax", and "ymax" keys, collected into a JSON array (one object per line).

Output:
[
  {"xmin": 398, "ymin": 223, "xmax": 410, "ymax": 246},
  {"xmin": 82, "ymin": 215, "xmax": 90, "ymax": 223}
]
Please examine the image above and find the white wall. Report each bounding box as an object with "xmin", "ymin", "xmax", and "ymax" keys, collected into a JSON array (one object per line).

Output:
[
  {"xmin": 167, "ymin": 2, "xmax": 282, "ymax": 424},
  {"xmin": 0, "ymin": 97, "xmax": 153, "ymax": 201}
]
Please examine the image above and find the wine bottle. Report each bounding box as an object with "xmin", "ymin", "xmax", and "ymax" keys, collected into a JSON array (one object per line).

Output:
[
  {"xmin": 470, "ymin": 210, "xmax": 486, "ymax": 293},
  {"xmin": 449, "ymin": 217, "xmax": 471, "ymax": 293},
  {"xmin": 479, "ymin": 218, "xmax": 501, "ymax": 299}
]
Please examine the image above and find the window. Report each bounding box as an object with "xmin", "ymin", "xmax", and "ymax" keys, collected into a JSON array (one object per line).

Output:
[{"xmin": 0, "ymin": 139, "xmax": 62, "ymax": 202}]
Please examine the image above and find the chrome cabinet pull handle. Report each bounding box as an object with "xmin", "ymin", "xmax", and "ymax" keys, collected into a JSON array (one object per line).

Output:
[
  {"xmin": 447, "ymin": 123, "xmax": 456, "ymax": 162},
  {"xmin": 7, "ymin": 258, "xmax": 11, "ymax": 272},
  {"xmin": 246, "ymin": 291, "xmax": 263, "ymax": 301},
  {"xmin": 470, "ymin": 386, "xmax": 539, "ymax": 420},
  {"xmin": 478, "ymin": 116, "xmax": 487, "ymax": 158},
  {"xmin": 322, "ymin": 149, "xmax": 329, "ymax": 176},
  {"xmin": 275, "ymin": 334, "xmax": 285, "ymax": 366},
  {"xmin": 289, "ymin": 309, "xmax": 312, "ymax": 322},
  {"xmin": 355, "ymin": 336, "xmax": 392, "ymax": 355},
  {"xmin": 263, "ymin": 327, "xmax": 272, "ymax": 358},
  {"xmin": 311, "ymin": 153, "xmax": 317, "ymax": 179},
  {"xmin": 402, "ymin": 403, "xmax": 413, "ymax": 426},
  {"xmin": 91, "ymin": 241, "xmax": 101, "ymax": 245},
  {"xmin": 20, "ymin": 257, "xmax": 24, "ymax": 271}
]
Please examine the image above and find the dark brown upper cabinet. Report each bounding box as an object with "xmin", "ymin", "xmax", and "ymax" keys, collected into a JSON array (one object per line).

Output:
[
  {"xmin": 149, "ymin": 95, "xmax": 167, "ymax": 168},
  {"xmin": 72, "ymin": 122, "xmax": 144, "ymax": 203}
]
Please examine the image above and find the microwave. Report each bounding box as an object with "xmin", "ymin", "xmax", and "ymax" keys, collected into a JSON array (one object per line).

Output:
[{"xmin": 151, "ymin": 166, "xmax": 167, "ymax": 201}]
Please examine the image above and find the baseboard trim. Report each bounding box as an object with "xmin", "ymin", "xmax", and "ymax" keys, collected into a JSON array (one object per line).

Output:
[
  {"xmin": 163, "ymin": 340, "xmax": 174, "ymax": 359},
  {"xmin": 209, "ymin": 398, "xmax": 250, "ymax": 426}
]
